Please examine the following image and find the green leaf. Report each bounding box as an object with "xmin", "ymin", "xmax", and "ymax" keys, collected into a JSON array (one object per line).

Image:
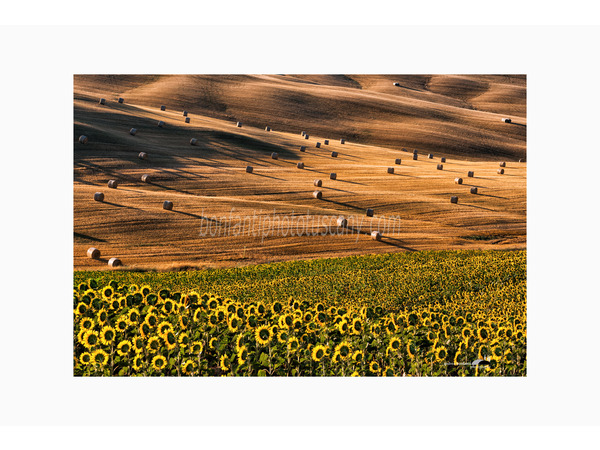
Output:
[{"xmin": 258, "ymin": 369, "xmax": 267, "ymax": 377}]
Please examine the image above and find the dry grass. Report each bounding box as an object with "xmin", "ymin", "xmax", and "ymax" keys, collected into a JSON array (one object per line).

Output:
[{"xmin": 74, "ymin": 75, "xmax": 526, "ymax": 270}]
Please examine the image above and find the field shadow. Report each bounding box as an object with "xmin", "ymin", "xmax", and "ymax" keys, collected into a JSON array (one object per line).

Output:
[
  {"xmin": 172, "ymin": 210, "xmax": 222, "ymax": 223},
  {"xmin": 460, "ymin": 203, "xmax": 497, "ymax": 212},
  {"xmin": 321, "ymin": 198, "xmax": 364, "ymax": 211},
  {"xmin": 74, "ymin": 232, "xmax": 107, "ymax": 243},
  {"xmin": 250, "ymin": 172, "xmax": 286, "ymax": 181}
]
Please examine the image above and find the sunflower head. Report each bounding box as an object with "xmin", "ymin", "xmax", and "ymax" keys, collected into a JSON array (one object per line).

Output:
[
  {"xmin": 182, "ymin": 359, "xmax": 196, "ymax": 375},
  {"xmin": 237, "ymin": 346, "xmax": 248, "ymax": 365},
  {"xmin": 406, "ymin": 341, "xmax": 416, "ymax": 359},
  {"xmin": 151, "ymin": 355, "xmax": 167, "ymax": 371},
  {"xmin": 287, "ymin": 337, "xmax": 299, "ymax": 352},
  {"xmin": 335, "ymin": 342, "xmax": 351, "ymax": 359},
  {"xmin": 219, "ymin": 354, "xmax": 230, "ymax": 372},
  {"xmin": 435, "ymin": 346, "xmax": 448, "ymax": 362},
  {"xmin": 147, "ymin": 336, "xmax": 161, "ymax": 353},
  {"xmin": 117, "ymin": 340, "xmax": 132, "ymax": 357},
  {"xmin": 133, "ymin": 337, "xmax": 145, "ymax": 353},
  {"xmin": 163, "ymin": 331, "xmax": 178, "ymax": 350},
  {"xmin": 351, "ymin": 318, "xmax": 363, "ymax": 334},
  {"xmin": 101, "ymin": 286, "xmax": 114, "ymax": 300},
  {"xmin": 352, "ymin": 350, "xmax": 363, "ymax": 363},
  {"xmin": 115, "ymin": 317, "xmax": 128, "ymax": 333},
  {"xmin": 178, "ymin": 332, "xmax": 190, "ymax": 348},
  {"xmin": 311, "ymin": 345, "xmax": 327, "ymax": 362},
  {"xmin": 79, "ymin": 352, "xmax": 92, "ymax": 365},
  {"xmin": 92, "ymin": 349, "xmax": 109, "ymax": 367},
  {"xmin": 369, "ymin": 361, "xmax": 381, "ymax": 374},
  {"xmin": 388, "ymin": 337, "xmax": 401, "ymax": 351},
  {"xmin": 190, "ymin": 340, "xmax": 204, "ymax": 355},
  {"xmin": 99, "ymin": 326, "xmax": 116, "ymax": 346},
  {"xmin": 277, "ymin": 329, "xmax": 289, "ymax": 344},
  {"xmin": 255, "ymin": 325, "xmax": 271, "ymax": 346},
  {"xmin": 79, "ymin": 317, "xmax": 95, "ymax": 331}
]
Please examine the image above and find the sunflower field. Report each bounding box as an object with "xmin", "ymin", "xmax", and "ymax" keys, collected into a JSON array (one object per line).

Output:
[{"xmin": 73, "ymin": 250, "xmax": 526, "ymax": 376}]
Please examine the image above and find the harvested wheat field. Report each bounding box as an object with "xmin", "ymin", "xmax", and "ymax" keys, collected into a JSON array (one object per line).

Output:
[{"xmin": 74, "ymin": 75, "xmax": 526, "ymax": 271}]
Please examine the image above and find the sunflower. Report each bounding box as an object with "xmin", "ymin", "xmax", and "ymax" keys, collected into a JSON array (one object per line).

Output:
[
  {"xmin": 270, "ymin": 301, "xmax": 282, "ymax": 315},
  {"xmin": 352, "ymin": 350, "xmax": 364, "ymax": 363},
  {"xmin": 331, "ymin": 351, "xmax": 342, "ymax": 364},
  {"xmin": 74, "ymin": 302, "xmax": 87, "ymax": 316},
  {"xmin": 101, "ymin": 286, "xmax": 114, "ymax": 299},
  {"xmin": 133, "ymin": 337, "xmax": 145, "ymax": 354},
  {"xmin": 478, "ymin": 345, "xmax": 491, "ymax": 360},
  {"xmin": 79, "ymin": 317, "xmax": 95, "ymax": 331},
  {"xmin": 461, "ymin": 328, "xmax": 472, "ymax": 340},
  {"xmin": 139, "ymin": 322, "xmax": 152, "ymax": 338},
  {"xmin": 79, "ymin": 352, "xmax": 92, "ymax": 365},
  {"xmin": 256, "ymin": 302, "xmax": 266, "ymax": 316},
  {"xmin": 426, "ymin": 330, "xmax": 438, "ymax": 342},
  {"xmin": 97, "ymin": 309, "xmax": 108, "ymax": 326},
  {"xmin": 140, "ymin": 285, "xmax": 152, "ymax": 297},
  {"xmin": 369, "ymin": 361, "xmax": 381, "ymax": 374},
  {"xmin": 334, "ymin": 342, "xmax": 351, "ymax": 359},
  {"xmin": 406, "ymin": 341, "xmax": 416, "ymax": 359},
  {"xmin": 303, "ymin": 311, "xmax": 314, "ymax": 323},
  {"xmin": 157, "ymin": 321, "xmax": 173, "ymax": 338},
  {"xmin": 277, "ymin": 329, "xmax": 289, "ymax": 344},
  {"xmin": 287, "ymin": 337, "xmax": 300, "ymax": 353},
  {"xmin": 311, "ymin": 345, "xmax": 327, "ymax": 362},
  {"xmin": 477, "ymin": 327, "xmax": 490, "ymax": 342},
  {"xmin": 351, "ymin": 371, "xmax": 360, "ymax": 377},
  {"xmin": 117, "ymin": 340, "xmax": 132, "ymax": 357},
  {"xmin": 434, "ymin": 346, "xmax": 448, "ymax": 362},
  {"xmin": 456, "ymin": 316, "xmax": 465, "ymax": 327},
  {"xmin": 109, "ymin": 298, "xmax": 121, "ymax": 310},
  {"xmin": 190, "ymin": 340, "xmax": 204, "ymax": 355},
  {"xmin": 278, "ymin": 314, "xmax": 290, "ymax": 329},
  {"xmin": 127, "ymin": 308, "xmax": 140, "ymax": 324},
  {"xmin": 182, "ymin": 359, "xmax": 196, "ymax": 375},
  {"xmin": 209, "ymin": 337, "xmax": 217, "ymax": 350},
  {"xmin": 505, "ymin": 328, "xmax": 514, "ymax": 339},
  {"xmin": 388, "ymin": 337, "xmax": 401, "ymax": 353},
  {"xmin": 76, "ymin": 329, "xmax": 87, "ymax": 345},
  {"xmin": 216, "ymin": 310, "xmax": 226, "ymax": 323},
  {"xmin": 383, "ymin": 367, "xmax": 394, "ymax": 377},
  {"xmin": 146, "ymin": 336, "xmax": 161, "ymax": 353},
  {"xmin": 292, "ymin": 318, "xmax": 302, "ymax": 331},
  {"xmin": 207, "ymin": 298, "xmax": 218, "ymax": 310},
  {"xmin": 115, "ymin": 316, "xmax": 128, "ymax": 333},
  {"xmin": 454, "ymin": 351, "xmax": 463, "ymax": 365},
  {"xmin": 255, "ymin": 325, "xmax": 271, "ymax": 346},
  {"xmin": 237, "ymin": 345, "xmax": 248, "ymax": 365},
  {"xmin": 151, "ymin": 355, "xmax": 167, "ymax": 371},
  {"xmin": 91, "ymin": 349, "xmax": 109, "ymax": 367},
  {"xmin": 163, "ymin": 331, "xmax": 178, "ymax": 350},
  {"xmin": 178, "ymin": 332, "xmax": 190, "ymax": 348},
  {"xmin": 227, "ymin": 316, "xmax": 240, "ymax": 333},
  {"xmin": 96, "ymin": 326, "xmax": 114, "ymax": 347},
  {"xmin": 219, "ymin": 355, "xmax": 230, "ymax": 372},
  {"xmin": 337, "ymin": 320, "xmax": 349, "ymax": 334},
  {"xmin": 315, "ymin": 311, "xmax": 328, "ymax": 326},
  {"xmin": 351, "ymin": 318, "xmax": 363, "ymax": 335}
]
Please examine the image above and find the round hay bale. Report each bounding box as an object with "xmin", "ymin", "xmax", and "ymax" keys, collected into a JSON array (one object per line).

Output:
[
  {"xmin": 78, "ymin": 135, "xmax": 88, "ymax": 144},
  {"xmin": 437, "ymin": 164, "xmax": 443, "ymax": 170},
  {"xmin": 455, "ymin": 177, "xmax": 463, "ymax": 184},
  {"xmin": 237, "ymin": 122, "xmax": 242, "ymax": 127},
  {"xmin": 301, "ymin": 131, "xmax": 306, "ymax": 136},
  {"xmin": 190, "ymin": 138, "xmax": 198, "ymax": 146},
  {"xmin": 413, "ymin": 149, "xmax": 418, "ymax": 154},
  {"xmin": 300, "ymin": 146, "xmax": 306, "ymax": 152},
  {"xmin": 157, "ymin": 121, "xmax": 165, "ymax": 128},
  {"xmin": 108, "ymin": 257, "xmax": 122, "ymax": 268},
  {"xmin": 470, "ymin": 187, "xmax": 478, "ymax": 194},
  {"xmin": 304, "ymin": 134, "xmax": 309, "ymax": 140},
  {"xmin": 413, "ymin": 154, "xmax": 418, "ymax": 160},
  {"xmin": 324, "ymin": 139, "xmax": 329, "ymax": 145},
  {"xmin": 246, "ymin": 166, "xmax": 253, "ymax": 173},
  {"xmin": 138, "ymin": 152, "xmax": 148, "ymax": 160},
  {"xmin": 366, "ymin": 208, "xmax": 374, "ymax": 217},
  {"xmin": 450, "ymin": 196, "xmax": 458, "ymax": 204},
  {"xmin": 329, "ymin": 173, "xmax": 337, "ymax": 180},
  {"xmin": 118, "ymin": 98, "xmax": 124, "ymax": 103},
  {"xmin": 94, "ymin": 192, "xmax": 104, "ymax": 202},
  {"xmin": 395, "ymin": 158, "xmax": 402, "ymax": 165},
  {"xmin": 331, "ymin": 151, "xmax": 338, "ymax": 158},
  {"xmin": 428, "ymin": 154, "xmax": 433, "ymax": 159},
  {"xmin": 297, "ymin": 162, "xmax": 304, "ymax": 169},
  {"xmin": 108, "ymin": 180, "xmax": 118, "ymax": 189},
  {"xmin": 337, "ymin": 217, "xmax": 347, "ymax": 228},
  {"xmin": 271, "ymin": 152, "xmax": 279, "ymax": 160},
  {"xmin": 387, "ymin": 167, "xmax": 394, "ymax": 174},
  {"xmin": 371, "ymin": 231, "xmax": 382, "ymax": 241},
  {"xmin": 129, "ymin": 128, "xmax": 137, "ymax": 136},
  {"xmin": 340, "ymin": 138, "xmax": 345, "ymax": 144},
  {"xmin": 313, "ymin": 190, "xmax": 322, "ymax": 199},
  {"xmin": 183, "ymin": 111, "xmax": 188, "ymax": 117},
  {"xmin": 393, "ymin": 82, "xmax": 400, "ymax": 86},
  {"xmin": 99, "ymin": 98, "xmax": 106, "ymax": 105},
  {"xmin": 502, "ymin": 118, "xmax": 512, "ymax": 123},
  {"xmin": 163, "ymin": 200, "xmax": 173, "ymax": 210},
  {"xmin": 441, "ymin": 157, "xmax": 446, "ymax": 163},
  {"xmin": 498, "ymin": 168, "xmax": 505, "ymax": 174},
  {"xmin": 160, "ymin": 105, "xmax": 166, "ymax": 111},
  {"xmin": 265, "ymin": 126, "xmax": 271, "ymax": 131},
  {"xmin": 87, "ymin": 247, "xmax": 100, "ymax": 259},
  {"xmin": 316, "ymin": 142, "xmax": 321, "ymax": 148},
  {"xmin": 185, "ymin": 117, "xmax": 190, "ymax": 124},
  {"xmin": 467, "ymin": 171, "xmax": 474, "ymax": 177},
  {"xmin": 519, "ymin": 158, "xmax": 525, "ymax": 163},
  {"xmin": 499, "ymin": 162, "xmax": 506, "ymax": 167},
  {"xmin": 141, "ymin": 174, "xmax": 151, "ymax": 183},
  {"xmin": 314, "ymin": 179, "xmax": 322, "ymax": 187}
]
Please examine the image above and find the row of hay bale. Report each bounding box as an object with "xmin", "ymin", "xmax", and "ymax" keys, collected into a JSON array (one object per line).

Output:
[{"xmin": 86, "ymin": 247, "xmax": 122, "ymax": 267}]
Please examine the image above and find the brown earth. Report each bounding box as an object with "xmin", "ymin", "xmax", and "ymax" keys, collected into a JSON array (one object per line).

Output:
[{"xmin": 74, "ymin": 75, "xmax": 526, "ymax": 271}]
